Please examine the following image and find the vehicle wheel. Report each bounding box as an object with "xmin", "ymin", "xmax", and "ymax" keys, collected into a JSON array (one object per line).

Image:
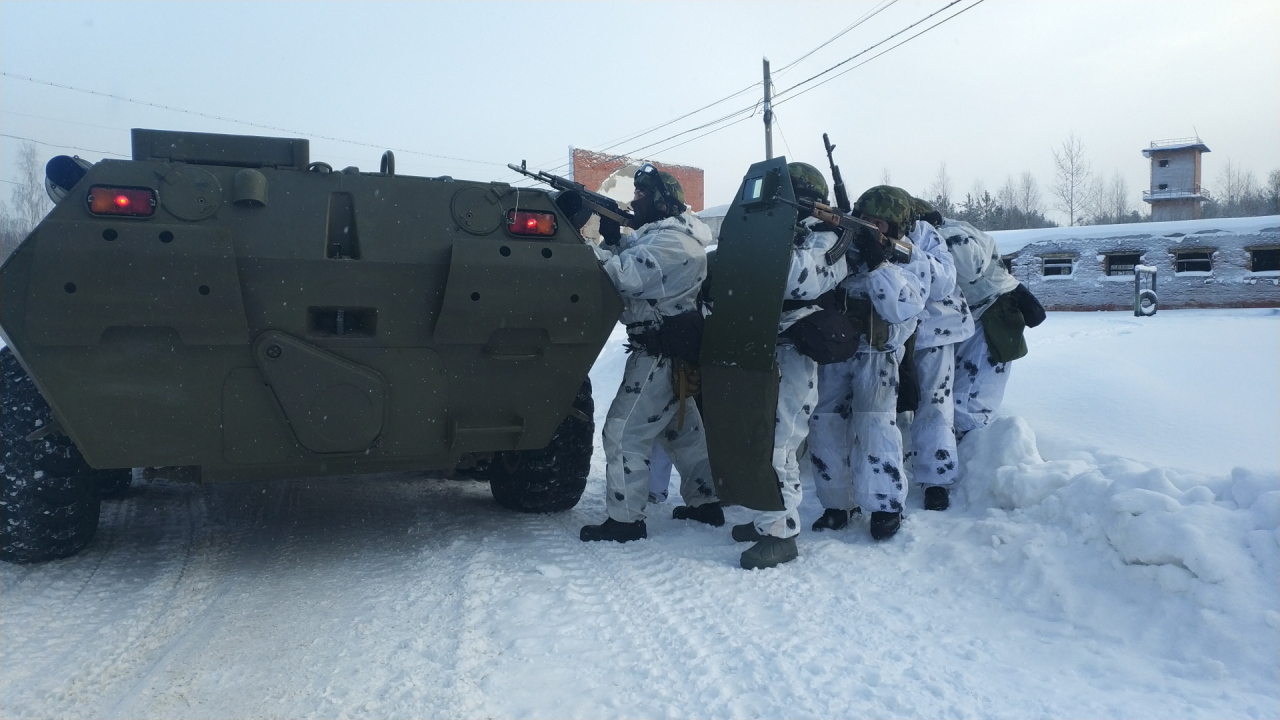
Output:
[
  {"xmin": 1, "ymin": 346, "xmax": 101, "ymax": 563},
  {"xmin": 489, "ymin": 378, "xmax": 593, "ymax": 513}
]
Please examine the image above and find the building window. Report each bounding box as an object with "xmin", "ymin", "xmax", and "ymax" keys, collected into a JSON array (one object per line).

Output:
[
  {"xmin": 1249, "ymin": 248, "xmax": 1279, "ymax": 272},
  {"xmin": 1175, "ymin": 251, "xmax": 1212, "ymax": 273},
  {"xmin": 1105, "ymin": 253, "xmax": 1142, "ymax": 276},
  {"xmin": 1158, "ymin": 159, "xmax": 1170, "ymax": 167},
  {"xmin": 1158, "ymin": 183, "xmax": 1169, "ymax": 190},
  {"xmin": 1042, "ymin": 256, "xmax": 1073, "ymax": 276}
]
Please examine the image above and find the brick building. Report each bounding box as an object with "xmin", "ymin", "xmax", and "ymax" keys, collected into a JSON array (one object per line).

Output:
[{"xmin": 570, "ymin": 148, "xmax": 704, "ymax": 213}]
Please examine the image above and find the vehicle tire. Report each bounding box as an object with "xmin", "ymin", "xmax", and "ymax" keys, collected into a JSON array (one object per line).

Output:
[
  {"xmin": 1, "ymin": 346, "xmax": 101, "ymax": 563},
  {"xmin": 489, "ymin": 378, "xmax": 594, "ymax": 513}
]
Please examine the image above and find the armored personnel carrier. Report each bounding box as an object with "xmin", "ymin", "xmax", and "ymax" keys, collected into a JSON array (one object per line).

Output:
[{"xmin": 1, "ymin": 129, "xmax": 620, "ymax": 563}]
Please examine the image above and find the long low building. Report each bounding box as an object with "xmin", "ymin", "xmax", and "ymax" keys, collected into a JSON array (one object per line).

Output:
[{"xmin": 991, "ymin": 215, "xmax": 1279, "ymax": 311}]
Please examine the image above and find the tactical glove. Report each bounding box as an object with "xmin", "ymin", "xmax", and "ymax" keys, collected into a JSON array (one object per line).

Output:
[
  {"xmin": 854, "ymin": 226, "xmax": 887, "ymax": 269},
  {"xmin": 599, "ymin": 216, "xmax": 621, "ymax": 245}
]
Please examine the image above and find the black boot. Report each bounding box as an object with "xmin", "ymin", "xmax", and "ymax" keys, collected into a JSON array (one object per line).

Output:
[
  {"xmin": 811, "ymin": 507, "xmax": 854, "ymax": 531},
  {"xmin": 869, "ymin": 511, "xmax": 901, "ymax": 541},
  {"xmin": 740, "ymin": 535, "xmax": 798, "ymax": 570},
  {"xmin": 672, "ymin": 501, "xmax": 724, "ymax": 527},
  {"xmin": 731, "ymin": 522, "xmax": 763, "ymax": 543},
  {"xmin": 580, "ymin": 518, "xmax": 647, "ymax": 543},
  {"xmin": 923, "ymin": 485, "xmax": 950, "ymax": 511}
]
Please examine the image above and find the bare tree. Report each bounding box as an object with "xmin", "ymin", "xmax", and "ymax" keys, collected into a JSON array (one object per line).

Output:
[
  {"xmin": 1016, "ymin": 171, "xmax": 1044, "ymax": 216},
  {"xmin": 926, "ymin": 162, "xmax": 954, "ymax": 215},
  {"xmin": 1108, "ymin": 172, "xmax": 1132, "ymax": 221},
  {"xmin": 11, "ymin": 142, "xmax": 50, "ymax": 231},
  {"xmin": 1083, "ymin": 175, "xmax": 1107, "ymax": 224},
  {"xmin": 880, "ymin": 167, "xmax": 892, "ymax": 185},
  {"xmin": 1051, "ymin": 133, "xmax": 1091, "ymax": 226},
  {"xmin": 1217, "ymin": 159, "xmax": 1242, "ymax": 206},
  {"xmin": 996, "ymin": 175, "xmax": 1018, "ymax": 211},
  {"xmin": 2, "ymin": 142, "xmax": 50, "ymax": 260}
]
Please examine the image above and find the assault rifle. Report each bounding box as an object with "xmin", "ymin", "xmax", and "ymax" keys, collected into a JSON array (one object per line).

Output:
[
  {"xmin": 823, "ymin": 133, "xmax": 851, "ymax": 212},
  {"xmin": 507, "ymin": 161, "xmax": 635, "ymax": 228},
  {"xmin": 774, "ymin": 194, "xmax": 913, "ymax": 265}
]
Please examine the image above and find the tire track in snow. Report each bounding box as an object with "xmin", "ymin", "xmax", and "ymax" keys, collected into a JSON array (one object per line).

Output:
[{"xmin": 1, "ymin": 483, "xmax": 210, "ymax": 719}]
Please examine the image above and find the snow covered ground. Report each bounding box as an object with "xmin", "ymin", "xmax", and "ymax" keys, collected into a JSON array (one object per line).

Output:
[{"xmin": 2, "ymin": 308, "xmax": 1277, "ymax": 719}]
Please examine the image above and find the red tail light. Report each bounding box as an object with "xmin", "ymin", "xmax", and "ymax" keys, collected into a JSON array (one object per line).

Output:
[
  {"xmin": 507, "ymin": 210, "xmax": 556, "ymax": 236},
  {"xmin": 87, "ymin": 186, "xmax": 156, "ymax": 217}
]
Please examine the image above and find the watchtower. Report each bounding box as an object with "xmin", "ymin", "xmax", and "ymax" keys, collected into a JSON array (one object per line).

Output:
[{"xmin": 1142, "ymin": 137, "xmax": 1211, "ymax": 221}]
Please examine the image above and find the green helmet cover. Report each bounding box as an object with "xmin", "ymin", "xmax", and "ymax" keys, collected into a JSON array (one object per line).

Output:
[
  {"xmin": 635, "ymin": 166, "xmax": 687, "ymax": 217},
  {"xmin": 910, "ymin": 196, "xmax": 936, "ymax": 217},
  {"xmin": 854, "ymin": 185, "xmax": 915, "ymax": 238},
  {"xmin": 787, "ymin": 162, "xmax": 829, "ymax": 203}
]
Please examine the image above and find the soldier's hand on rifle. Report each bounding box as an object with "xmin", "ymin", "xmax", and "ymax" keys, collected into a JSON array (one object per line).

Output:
[
  {"xmin": 853, "ymin": 225, "xmax": 887, "ymax": 269},
  {"xmin": 599, "ymin": 216, "xmax": 622, "ymax": 245}
]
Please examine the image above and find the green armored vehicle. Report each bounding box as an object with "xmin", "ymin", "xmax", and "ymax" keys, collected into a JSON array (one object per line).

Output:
[{"xmin": 1, "ymin": 129, "xmax": 621, "ymax": 563}]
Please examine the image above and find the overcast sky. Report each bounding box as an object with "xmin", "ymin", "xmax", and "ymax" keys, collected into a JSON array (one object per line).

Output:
[{"xmin": 2, "ymin": 1, "xmax": 1277, "ymax": 223}]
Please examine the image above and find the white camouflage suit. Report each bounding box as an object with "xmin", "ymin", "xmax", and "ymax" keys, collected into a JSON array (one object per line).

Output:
[
  {"xmin": 752, "ymin": 218, "xmax": 848, "ymax": 539},
  {"xmin": 591, "ymin": 212, "xmax": 718, "ymax": 523},
  {"xmin": 809, "ymin": 242, "xmax": 925, "ymax": 514},
  {"xmin": 939, "ymin": 219, "xmax": 1020, "ymax": 436},
  {"xmin": 902, "ymin": 220, "xmax": 974, "ymax": 487}
]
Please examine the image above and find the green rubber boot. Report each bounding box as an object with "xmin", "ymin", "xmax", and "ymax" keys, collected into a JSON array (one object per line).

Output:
[
  {"xmin": 731, "ymin": 522, "xmax": 763, "ymax": 543},
  {"xmin": 739, "ymin": 535, "xmax": 798, "ymax": 570}
]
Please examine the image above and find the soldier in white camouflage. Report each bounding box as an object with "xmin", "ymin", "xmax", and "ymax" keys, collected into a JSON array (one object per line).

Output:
[
  {"xmin": 580, "ymin": 165, "xmax": 722, "ymax": 543},
  {"xmin": 900, "ymin": 197, "xmax": 974, "ymax": 512},
  {"xmin": 807, "ymin": 185, "xmax": 926, "ymax": 541}
]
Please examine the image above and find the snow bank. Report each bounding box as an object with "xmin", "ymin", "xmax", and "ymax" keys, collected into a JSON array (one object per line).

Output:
[{"xmin": 945, "ymin": 415, "xmax": 1280, "ymax": 685}]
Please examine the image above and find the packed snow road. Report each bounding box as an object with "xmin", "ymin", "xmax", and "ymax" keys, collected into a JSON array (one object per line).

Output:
[{"xmin": 2, "ymin": 309, "xmax": 1277, "ymax": 719}]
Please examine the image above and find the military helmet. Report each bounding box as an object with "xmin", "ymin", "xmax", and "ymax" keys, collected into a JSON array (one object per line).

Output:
[
  {"xmin": 787, "ymin": 162, "xmax": 829, "ymax": 203},
  {"xmin": 634, "ymin": 163, "xmax": 687, "ymax": 217},
  {"xmin": 910, "ymin": 195, "xmax": 944, "ymax": 228},
  {"xmin": 910, "ymin": 196, "xmax": 935, "ymax": 217},
  {"xmin": 854, "ymin": 185, "xmax": 915, "ymax": 239}
]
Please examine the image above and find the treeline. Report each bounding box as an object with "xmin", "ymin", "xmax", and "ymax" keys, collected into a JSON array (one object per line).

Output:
[
  {"xmin": 1201, "ymin": 162, "xmax": 1280, "ymax": 219},
  {"xmin": 921, "ymin": 165, "xmax": 1057, "ymax": 231},
  {"xmin": 916, "ymin": 134, "xmax": 1279, "ymax": 232}
]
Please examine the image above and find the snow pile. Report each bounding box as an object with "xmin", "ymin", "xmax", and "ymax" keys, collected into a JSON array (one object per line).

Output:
[{"xmin": 942, "ymin": 415, "xmax": 1280, "ymax": 696}]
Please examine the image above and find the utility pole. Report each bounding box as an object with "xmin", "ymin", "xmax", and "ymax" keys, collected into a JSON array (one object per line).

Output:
[{"xmin": 762, "ymin": 57, "xmax": 773, "ymax": 160}]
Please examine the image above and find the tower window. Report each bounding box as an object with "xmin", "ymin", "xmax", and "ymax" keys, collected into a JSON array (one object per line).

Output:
[
  {"xmin": 1158, "ymin": 159, "xmax": 1170, "ymax": 167},
  {"xmin": 1175, "ymin": 251, "xmax": 1212, "ymax": 273},
  {"xmin": 1158, "ymin": 183, "xmax": 1169, "ymax": 190}
]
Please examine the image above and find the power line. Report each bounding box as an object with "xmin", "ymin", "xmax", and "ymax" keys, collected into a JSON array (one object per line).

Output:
[
  {"xmin": 775, "ymin": 0, "xmax": 986, "ymax": 106},
  {"xmin": 773, "ymin": 0, "xmax": 899, "ymax": 76},
  {"xmin": 522, "ymin": 0, "xmax": 981, "ymax": 181},
  {"xmin": 1, "ymin": 72, "xmax": 507, "ymax": 168},
  {"xmin": 0, "ymin": 133, "xmax": 128, "ymax": 157},
  {"xmin": 772, "ymin": 0, "xmax": 967, "ymax": 101},
  {"xmin": 1, "ymin": 110, "xmax": 128, "ymax": 132},
  {"xmin": 500, "ymin": 2, "xmax": 899, "ymax": 181}
]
